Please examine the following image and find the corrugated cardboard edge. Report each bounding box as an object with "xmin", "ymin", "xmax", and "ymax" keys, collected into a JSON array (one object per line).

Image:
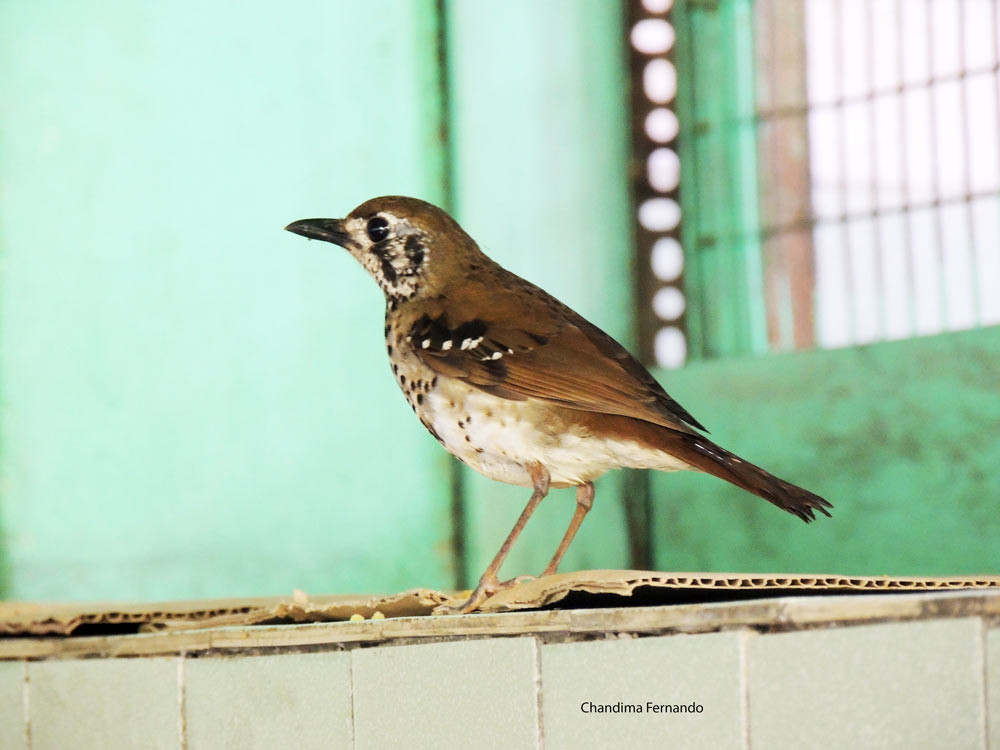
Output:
[
  {"xmin": 473, "ymin": 570, "xmax": 1000, "ymax": 612},
  {"xmin": 0, "ymin": 589, "xmax": 453, "ymax": 636},
  {"xmin": 1, "ymin": 570, "xmax": 998, "ymax": 635}
]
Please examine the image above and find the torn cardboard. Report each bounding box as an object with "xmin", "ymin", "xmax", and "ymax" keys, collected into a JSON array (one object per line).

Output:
[{"xmin": 1, "ymin": 570, "xmax": 997, "ymax": 636}]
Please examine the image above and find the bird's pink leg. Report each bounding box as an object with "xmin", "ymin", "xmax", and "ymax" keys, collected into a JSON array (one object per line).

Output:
[
  {"xmin": 434, "ymin": 463, "xmax": 551, "ymax": 615},
  {"xmin": 540, "ymin": 481, "xmax": 594, "ymax": 577}
]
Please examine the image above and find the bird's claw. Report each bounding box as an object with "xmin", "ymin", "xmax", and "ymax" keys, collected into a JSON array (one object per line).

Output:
[{"xmin": 432, "ymin": 572, "xmax": 539, "ymax": 615}]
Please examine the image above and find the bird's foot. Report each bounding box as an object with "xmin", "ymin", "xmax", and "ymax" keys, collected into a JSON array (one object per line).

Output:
[
  {"xmin": 432, "ymin": 573, "xmax": 537, "ymax": 615},
  {"xmin": 433, "ymin": 576, "xmax": 497, "ymax": 615}
]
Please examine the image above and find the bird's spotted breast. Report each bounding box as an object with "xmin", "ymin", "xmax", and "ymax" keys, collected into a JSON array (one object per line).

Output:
[
  {"xmin": 386, "ymin": 319, "xmax": 445, "ymax": 444},
  {"xmin": 424, "ymin": 379, "xmax": 692, "ymax": 488}
]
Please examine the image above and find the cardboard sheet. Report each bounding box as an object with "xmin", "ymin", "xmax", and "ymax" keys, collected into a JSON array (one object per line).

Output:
[{"xmin": 2, "ymin": 570, "xmax": 998, "ymax": 636}]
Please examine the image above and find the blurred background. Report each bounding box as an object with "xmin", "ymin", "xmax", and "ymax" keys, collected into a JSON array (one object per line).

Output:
[{"xmin": 0, "ymin": 0, "xmax": 997, "ymax": 603}]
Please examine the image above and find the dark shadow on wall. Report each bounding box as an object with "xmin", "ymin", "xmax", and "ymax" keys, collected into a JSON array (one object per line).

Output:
[{"xmin": 0, "ymin": 520, "xmax": 11, "ymax": 598}]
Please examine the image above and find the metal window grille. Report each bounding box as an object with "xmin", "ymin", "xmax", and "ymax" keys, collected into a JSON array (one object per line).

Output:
[{"xmin": 634, "ymin": 0, "xmax": 1000, "ymax": 366}]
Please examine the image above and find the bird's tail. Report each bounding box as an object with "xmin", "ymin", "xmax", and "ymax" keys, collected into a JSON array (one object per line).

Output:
[{"xmin": 662, "ymin": 432, "xmax": 833, "ymax": 523}]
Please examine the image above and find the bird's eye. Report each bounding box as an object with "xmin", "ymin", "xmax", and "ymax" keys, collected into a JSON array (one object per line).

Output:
[{"xmin": 366, "ymin": 216, "xmax": 390, "ymax": 242}]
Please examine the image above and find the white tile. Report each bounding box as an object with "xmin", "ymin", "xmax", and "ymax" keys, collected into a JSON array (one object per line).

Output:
[
  {"xmin": 30, "ymin": 657, "xmax": 179, "ymax": 750},
  {"xmin": 541, "ymin": 632, "xmax": 744, "ymax": 750},
  {"xmin": 748, "ymin": 618, "xmax": 985, "ymax": 749},
  {"xmin": 987, "ymin": 628, "xmax": 1000, "ymax": 750},
  {"xmin": 0, "ymin": 662, "xmax": 26, "ymax": 749},
  {"xmin": 352, "ymin": 637, "xmax": 540, "ymax": 750},
  {"xmin": 185, "ymin": 651, "xmax": 352, "ymax": 750}
]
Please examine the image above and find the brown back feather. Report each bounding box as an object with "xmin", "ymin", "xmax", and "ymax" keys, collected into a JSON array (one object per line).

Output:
[{"xmin": 409, "ymin": 278, "xmax": 706, "ymax": 432}]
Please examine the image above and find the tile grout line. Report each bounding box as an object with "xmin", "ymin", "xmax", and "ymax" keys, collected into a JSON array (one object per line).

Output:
[
  {"xmin": 348, "ymin": 651, "xmax": 357, "ymax": 749},
  {"xmin": 22, "ymin": 661, "xmax": 31, "ymax": 750},
  {"xmin": 979, "ymin": 619, "xmax": 989, "ymax": 750},
  {"xmin": 177, "ymin": 654, "xmax": 187, "ymax": 750},
  {"xmin": 533, "ymin": 636, "xmax": 545, "ymax": 750},
  {"xmin": 740, "ymin": 629, "xmax": 751, "ymax": 750}
]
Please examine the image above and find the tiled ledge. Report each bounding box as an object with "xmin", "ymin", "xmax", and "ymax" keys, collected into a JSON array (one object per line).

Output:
[
  {"xmin": 2, "ymin": 588, "xmax": 999, "ymax": 661},
  {"xmin": 1, "ymin": 590, "xmax": 999, "ymax": 749}
]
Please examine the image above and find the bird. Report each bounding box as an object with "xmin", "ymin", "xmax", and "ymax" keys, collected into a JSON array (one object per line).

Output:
[{"xmin": 285, "ymin": 196, "xmax": 832, "ymax": 614}]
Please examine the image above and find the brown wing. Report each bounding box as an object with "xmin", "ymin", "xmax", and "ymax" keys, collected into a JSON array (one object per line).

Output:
[{"xmin": 407, "ymin": 281, "xmax": 706, "ymax": 432}]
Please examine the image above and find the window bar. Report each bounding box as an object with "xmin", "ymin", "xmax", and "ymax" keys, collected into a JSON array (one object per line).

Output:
[
  {"xmin": 865, "ymin": 0, "xmax": 887, "ymax": 341},
  {"xmin": 894, "ymin": 0, "xmax": 918, "ymax": 338},
  {"xmin": 924, "ymin": 0, "xmax": 950, "ymax": 331},
  {"xmin": 781, "ymin": 67, "xmax": 999, "ymax": 112},
  {"xmin": 832, "ymin": 0, "xmax": 857, "ymax": 344},
  {"xmin": 957, "ymin": 0, "xmax": 982, "ymax": 326},
  {"xmin": 993, "ymin": 0, "xmax": 1000, "ymax": 327},
  {"xmin": 760, "ymin": 0, "xmax": 786, "ymax": 349},
  {"xmin": 729, "ymin": 0, "xmax": 766, "ymax": 354},
  {"xmin": 994, "ymin": 0, "xmax": 1000, "ymax": 198},
  {"xmin": 757, "ymin": 0, "xmax": 815, "ymax": 351},
  {"xmin": 761, "ymin": 190, "xmax": 999, "ymax": 234},
  {"xmin": 674, "ymin": 1, "xmax": 708, "ymax": 362}
]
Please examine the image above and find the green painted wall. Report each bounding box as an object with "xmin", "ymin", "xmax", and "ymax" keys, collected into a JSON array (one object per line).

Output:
[
  {"xmin": 0, "ymin": 0, "xmax": 637, "ymax": 601},
  {"xmin": 649, "ymin": 325, "xmax": 1000, "ymax": 576},
  {"xmin": 0, "ymin": 0, "xmax": 455, "ymax": 600},
  {"xmin": 673, "ymin": 0, "xmax": 767, "ymax": 359}
]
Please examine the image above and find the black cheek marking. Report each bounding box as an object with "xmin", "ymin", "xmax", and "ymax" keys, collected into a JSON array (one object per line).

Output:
[
  {"xmin": 380, "ymin": 258, "xmax": 397, "ymax": 286},
  {"xmin": 405, "ymin": 235, "xmax": 425, "ymax": 267}
]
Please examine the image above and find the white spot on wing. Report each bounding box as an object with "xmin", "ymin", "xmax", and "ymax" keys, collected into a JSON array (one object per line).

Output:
[
  {"xmin": 442, "ymin": 340, "xmax": 453, "ymax": 351},
  {"xmin": 421, "ymin": 339, "xmax": 431, "ymax": 349},
  {"xmin": 490, "ymin": 351, "xmax": 503, "ymax": 360}
]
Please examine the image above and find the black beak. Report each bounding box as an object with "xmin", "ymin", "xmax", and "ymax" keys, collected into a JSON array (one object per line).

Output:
[{"xmin": 284, "ymin": 218, "xmax": 352, "ymax": 247}]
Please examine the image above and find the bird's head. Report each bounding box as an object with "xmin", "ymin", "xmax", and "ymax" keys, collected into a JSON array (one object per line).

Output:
[{"xmin": 285, "ymin": 196, "xmax": 482, "ymax": 302}]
